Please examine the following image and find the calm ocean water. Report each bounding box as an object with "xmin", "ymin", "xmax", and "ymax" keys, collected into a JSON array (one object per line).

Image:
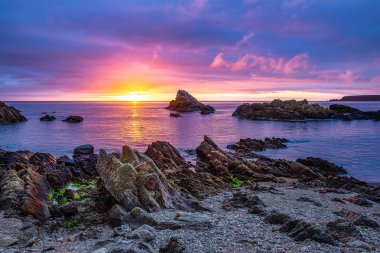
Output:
[{"xmin": 1, "ymin": 101, "xmax": 380, "ymax": 183}]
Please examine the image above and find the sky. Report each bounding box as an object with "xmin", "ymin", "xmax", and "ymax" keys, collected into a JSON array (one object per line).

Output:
[{"xmin": 1, "ymin": 0, "xmax": 380, "ymax": 101}]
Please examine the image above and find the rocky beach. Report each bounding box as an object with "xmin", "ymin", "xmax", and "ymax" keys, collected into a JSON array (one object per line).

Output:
[{"xmin": 0, "ymin": 134, "xmax": 379, "ymax": 253}]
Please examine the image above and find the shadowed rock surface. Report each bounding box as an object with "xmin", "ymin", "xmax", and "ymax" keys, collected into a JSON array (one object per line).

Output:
[
  {"xmin": 96, "ymin": 145, "xmax": 200, "ymax": 212},
  {"xmin": 233, "ymin": 99, "xmax": 380, "ymax": 121},
  {"xmin": 145, "ymin": 141, "xmax": 226, "ymax": 197},
  {"xmin": 296, "ymin": 157, "xmax": 347, "ymax": 177},
  {"xmin": 227, "ymin": 137, "xmax": 288, "ymax": 153},
  {"xmin": 167, "ymin": 90, "xmax": 215, "ymax": 114},
  {"xmin": 0, "ymin": 102, "xmax": 27, "ymax": 124}
]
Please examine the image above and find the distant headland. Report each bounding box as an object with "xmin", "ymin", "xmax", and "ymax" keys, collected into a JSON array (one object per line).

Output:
[{"xmin": 330, "ymin": 95, "xmax": 380, "ymax": 101}]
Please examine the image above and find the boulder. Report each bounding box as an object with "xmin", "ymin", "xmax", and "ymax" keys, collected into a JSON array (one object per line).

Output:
[
  {"xmin": 263, "ymin": 212, "xmax": 291, "ymax": 225},
  {"xmin": 40, "ymin": 115, "xmax": 56, "ymax": 121},
  {"xmin": 73, "ymin": 144, "xmax": 94, "ymax": 158},
  {"xmin": 329, "ymin": 104, "xmax": 361, "ymax": 114},
  {"xmin": 167, "ymin": 90, "xmax": 215, "ymax": 114},
  {"xmin": 129, "ymin": 224, "xmax": 156, "ymax": 242},
  {"xmin": 145, "ymin": 141, "xmax": 226, "ymax": 197},
  {"xmin": 96, "ymin": 145, "xmax": 199, "ymax": 212},
  {"xmin": 0, "ymin": 101, "xmax": 27, "ymax": 123},
  {"xmin": 222, "ymin": 190, "xmax": 265, "ymax": 211},
  {"xmin": 63, "ymin": 115, "xmax": 83, "ymax": 123}
]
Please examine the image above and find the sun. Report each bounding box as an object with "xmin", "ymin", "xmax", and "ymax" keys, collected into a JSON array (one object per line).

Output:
[{"xmin": 116, "ymin": 92, "xmax": 150, "ymax": 102}]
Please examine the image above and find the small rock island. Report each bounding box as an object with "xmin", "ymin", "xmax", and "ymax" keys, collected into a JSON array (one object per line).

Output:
[
  {"xmin": 167, "ymin": 90, "xmax": 215, "ymax": 114},
  {"xmin": 233, "ymin": 99, "xmax": 380, "ymax": 121},
  {"xmin": 0, "ymin": 101, "xmax": 27, "ymax": 123}
]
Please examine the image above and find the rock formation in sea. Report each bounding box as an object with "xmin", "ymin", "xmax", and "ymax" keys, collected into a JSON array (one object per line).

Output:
[
  {"xmin": 40, "ymin": 114, "xmax": 56, "ymax": 121},
  {"xmin": 233, "ymin": 99, "xmax": 380, "ymax": 121},
  {"xmin": 63, "ymin": 115, "xmax": 84, "ymax": 123},
  {"xmin": 167, "ymin": 90, "xmax": 215, "ymax": 114},
  {"xmin": 96, "ymin": 145, "xmax": 200, "ymax": 212},
  {"xmin": 0, "ymin": 101, "xmax": 27, "ymax": 123}
]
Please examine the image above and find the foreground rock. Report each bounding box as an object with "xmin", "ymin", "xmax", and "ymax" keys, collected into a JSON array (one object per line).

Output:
[
  {"xmin": 0, "ymin": 101, "xmax": 27, "ymax": 123},
  {"xmin": 227, "ymin": 137, "xmax": 288, "ymax": 153},
  {"xmin": 296, "ymin": 157, "xmax": 347, "ymax": 177},
  {"xmin": 167, "ymin": 90, "xmax": 215, "ymax": 114},
  {"xmin": 233, "ymin": 99, "xmax": 380, "ymax": 121},
  {"xmin": 145, "ymin": 141, "xmax": 226, "ymax": 197},
  {"xmin": 63, "ymin": 115, "xmax": 84, "ymax": 123},
  {"xmin": 96, "ymin": 145, "xmax": 200, "ymax": 212},
  {"xmin": 40, "ymin": 114, "xmax": 56, "ymax": 121}
]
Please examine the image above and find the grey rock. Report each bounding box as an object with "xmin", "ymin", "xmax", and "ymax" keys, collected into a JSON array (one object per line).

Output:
[
  {"xmin": 348, "ymin": 240, "xmax": 371, "ymax": 250},
  {"xmin": 0, "ymin": 234, "xmax": 18, "ymax": 247},
  {"xmin": 109, "ymin": 204, "xmax": 129, "ymax": 226},
  {"xmin": 159, "ymin": 236, "xmax": 185, "ymax": 253},
  {"xmin": 129, "ymin": 225, "xmax": 156, "ymax": 242}
]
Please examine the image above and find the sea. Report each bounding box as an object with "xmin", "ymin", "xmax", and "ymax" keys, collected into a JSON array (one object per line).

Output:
[{"xmin": 1, "ymin": 101, "xmax": 379, "ymax": 183}]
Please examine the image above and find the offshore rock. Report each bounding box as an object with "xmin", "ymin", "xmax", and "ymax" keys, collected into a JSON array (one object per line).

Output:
[
  {"xmin": 0, "ymin": 101, "xmax": 27, "ymax": 123},
  {"xmin": 96, "ymin": 145, "xmax": 199, "ymax": 212},
  {"xmin": 63, "ymin": 115, "xmax": 83, "ymax": 123},
  {"xmin": 145, "ymin": 141, "xmax": 226, "ymax": 197},
  {"xmin": 40, "ymin": 114, "xmax": 56, "ymax": 121},
  {"xmin": 232, "ymin": 99, "xmax": 332, "ymax": 121},
  {"xmin": 167, "ymin": 90, "xmax": 215, "ymax": 114}
]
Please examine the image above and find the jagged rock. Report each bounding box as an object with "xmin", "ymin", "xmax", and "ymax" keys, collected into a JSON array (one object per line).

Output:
[
  {"xmin": 248, "ymin": 205, "xmax": 267, "ymax": 216},
  {"xmin": 0, "ymin": 166, "xmax": 50, "ymax": 221},
  {"xmin": 63, "ymin": 115, "xmax": 83, "ymax": 123},
  {"xmin": 222, "ymin": 190, "xmax": 265, "ymax": 211},
  {"xmin": 40, "ymin": 115, "xmax": 56, "ymax": 121},
  {"xmin": 0, "ymin": 150, "xmax": 34, "ymax": 171},
  {"xmin": 174, "ymin": 212, "xmax": 212, "ymax": 228},
  {"xmin": 29, "ymin": 152, "xmax": 56, "ymax": 174},
  {"xmin": 0, "ymin": 102, "xmax": 27, "ymax": 123},
  {"xmin": 129, "ymin": 224, "xmax": 156, "ymax": 242},
  {"xmin": 159, "ymin": 236, "xmax": 185, "ymax": 253},
  {"xmin": 145, "ymin": 141, "xmax": 226, "ymax": 197},
  {"xmin": 167, "ymin": 90, "xmax": 215, "ymax": 114},
  {"xmin": 130, "ymin": 207, "xmax": 158, "ymax": 226},
  {"xmin": 109, "ymin": 204, "xmax": 129, "ymax": 226},
  {"xmin": 196, "ymin": 136, "xmax": 267, "ymax": 180},
  {"xmin": 96, "ymin": 146, "xmax": 199, "ymax": 212},
  {"xmin": 263, "ymin": 212, "xmax": 290, "ymax": 225},
  {"xmin": 227, "ymin": 137, "xmax": 288, "ymax": 153},
  {"xmin": 296, "ymin": 157, "xmax": 346, "ymax": 176},
  {"xmin": 232, "ymin": 99, "xmax": 332, "ymax": 121},
  {"xmin": 169, "ymin": 113, "xmax": 182, "ymax": 118},
  {"xmin": 73, "ymin": 145, "xmax": 98, "ymax": 176},
  {"xmin": 279, "ymin": 219, "xmax": 334, "ymax": 244}
]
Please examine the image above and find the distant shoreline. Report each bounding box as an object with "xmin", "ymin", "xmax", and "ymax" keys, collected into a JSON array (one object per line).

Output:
[{"xmin": 330, "ymin": 95, "xmax": 380, "ymax": 101}]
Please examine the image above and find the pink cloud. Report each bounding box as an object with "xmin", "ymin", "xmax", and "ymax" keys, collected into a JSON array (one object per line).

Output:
[{"xmin": 210, "ymin": 52, "xmax": 309, "ymax": 74}]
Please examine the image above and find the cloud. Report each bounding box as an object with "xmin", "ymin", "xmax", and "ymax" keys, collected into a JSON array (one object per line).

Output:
[{"xmin": 211, "ymin": 52, "xmax": 309, "ymax": 75}]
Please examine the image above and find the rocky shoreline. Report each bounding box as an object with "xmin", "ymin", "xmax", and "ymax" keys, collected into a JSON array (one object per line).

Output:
[{"xmin": 0, "ymin": 136, "xmax": 379, "ymax": 252}]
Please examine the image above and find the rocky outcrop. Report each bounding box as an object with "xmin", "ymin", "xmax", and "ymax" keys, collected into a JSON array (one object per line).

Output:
[
  {"xmin": 40, "ymin": 115, "xmax": 56, "ymax": 121},
  {"xmin": 232, "ymin": 99, "xmax": 332, "ymax": 121},
  {"xmin": 233, "ymin": 99, "xmax": 380, "ymax": 121},
  {"xmin": 0, "ymin": 165, "xmax": 50, "ymax": 221},
  {"xmin": 227, "ymin": 137, "xmax": 288, "ymax": 153},
  {"xmin": 167, "ymin": 90, "xmax": 215, "ymax": 114},
  {"xmin": 296, "ymin": 157, "xmax": 346, "ymax": 177},
  {"xmin": 169, "ymin": 113, "xmax": 182, "ymax": 118},
  {"xmin": 63, "ymin": 115, "xmax": 83, "ymax": 123},
  {"xmin": 96, "ymin": 145, "xmax": 199, "ymax": 212},
  {"xmin": 0, "ymin": 102, "xmax": 27, "ymax": 124},
  {"xmin": 145, "ymin": 141, "xmax": 226, "ymax": 197}
]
